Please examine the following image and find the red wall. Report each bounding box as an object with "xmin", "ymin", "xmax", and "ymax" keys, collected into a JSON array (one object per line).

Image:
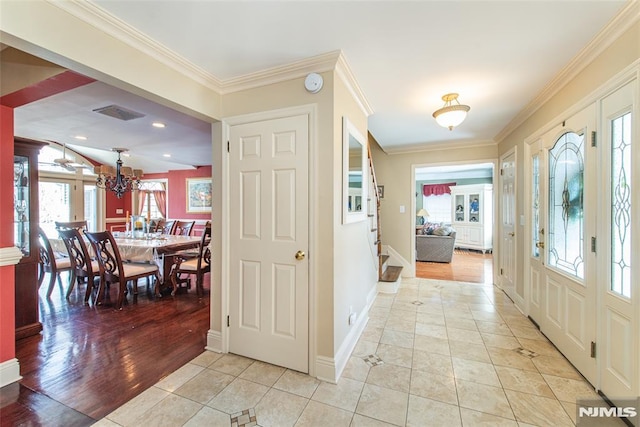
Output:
[
  {"xmin": 1, "ymin": 105, "xmax": 16, "ymax": 362},
  {"xmin": 144, "ymin": 166, "xmax": 212, "ymax": 220}
]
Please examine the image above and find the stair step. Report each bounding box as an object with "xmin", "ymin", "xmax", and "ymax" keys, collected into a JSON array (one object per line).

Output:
[
  {"xmin": 380, "ymin": 255, "xmax": 390, "ymax": 265},
  {"xmin": 380, "ymin": 266, "xmax": 403, "ymax": 282}
]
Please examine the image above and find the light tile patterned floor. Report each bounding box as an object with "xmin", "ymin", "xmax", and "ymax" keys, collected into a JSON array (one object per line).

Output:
[{"xmin": 93, "ymin": 278, "xmax": 620, "ymax": 427}]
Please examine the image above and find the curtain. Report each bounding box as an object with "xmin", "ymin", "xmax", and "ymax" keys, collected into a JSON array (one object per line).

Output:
[
  {"xmin": 137, "ymin": 190, "xmax": 147, "ymax": 215},
  {"xmin": 152, "ymin": 190, "xmax": 167, "ymax": 218},
  {"xmin": 422, "ymin": 182, "xmax": 456, "ymax": 197}
]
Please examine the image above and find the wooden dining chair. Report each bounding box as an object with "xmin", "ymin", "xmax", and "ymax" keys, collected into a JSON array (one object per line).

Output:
[
  {"xmin": 85, "ymin": 231, "xmax": 161, "ymax": 310},
  {"xmin": 37, "ymin": 226, "xmax": 74, "ymax": 298},
  {"xmin": 57, "ymin": 228, "xmax": 100, "ymax": 303},
  {"xmin": 55, "ymin": 220, "xmax": 88, "ymax": 231},
  {"xmin": 161, "ymin": 220, "xmax": 176, "ymax": 235},
  {"xmin": 170, "ymin": 222, "xmax": 211, "ymax": 297},
  {"xmin": 173, "ymin": 220, "xmax": 195, "ymax": 236}
]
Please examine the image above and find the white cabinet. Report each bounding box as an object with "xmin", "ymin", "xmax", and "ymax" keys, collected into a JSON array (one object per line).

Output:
[{"xmin": 451, "ymin": 184, "xmax": 493, "ymax": 252}]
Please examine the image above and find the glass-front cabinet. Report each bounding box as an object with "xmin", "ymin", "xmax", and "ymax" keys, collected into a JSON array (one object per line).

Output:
[
  {"xmin": 14, "ymin": 154, "xmax": 31, "ymax": 256},
  {"xmin": 450, "ymin": 184, "xmax": 493, "ymax": 253}
]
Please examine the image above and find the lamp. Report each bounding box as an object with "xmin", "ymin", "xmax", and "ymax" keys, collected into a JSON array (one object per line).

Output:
[
  {"xmin": 417, "ymin": 208, "xmax": 430, "ymax": 225},
  {"xmin": 432, "ymin": 93, "xmax": 470, "ymax": 131},
  {"xmin": 95, "ymin": 148, "xmax": 143, "ymax": 199}
]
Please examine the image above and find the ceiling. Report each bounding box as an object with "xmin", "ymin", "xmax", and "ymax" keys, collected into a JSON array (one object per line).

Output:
[{"xmin": 8, "ymin": 0, "xmax": 632, "ymax": 172}]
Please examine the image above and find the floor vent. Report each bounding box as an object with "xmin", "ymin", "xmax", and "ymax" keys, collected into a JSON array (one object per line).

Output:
[{"xmin": 93, "ymin": 104, "xmax": 146, "ymax": 121}]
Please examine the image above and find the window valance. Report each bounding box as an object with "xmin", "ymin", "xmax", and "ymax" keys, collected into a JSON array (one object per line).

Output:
[{"xmin": 422, "ymin": 182, "xmax": 456, "ymax": 196}]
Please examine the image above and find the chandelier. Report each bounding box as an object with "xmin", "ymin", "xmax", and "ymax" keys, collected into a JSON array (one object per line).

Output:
[
  {"xmin": 94, "ymin": 148, "xmax": 142, "ymax": 199},
  {"xmin": 432, "ymin": 93, "xmax": 470, "ymax": 131}
]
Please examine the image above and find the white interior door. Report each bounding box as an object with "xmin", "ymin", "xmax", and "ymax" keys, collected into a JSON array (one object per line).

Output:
[
  {"xmin": 598, "ymin": 80, "xmax": 638, "ymax": 406},
  {"xmin": 538, "ymin": 105, "xmax": 597, "ymax": 384},
  {"xmin": 500, "ymin": 151, "xmax": 517, "ymax": 303},
  {"xmin": 228, "ymin": 114, "xmax": 309, "ymax": 373}
]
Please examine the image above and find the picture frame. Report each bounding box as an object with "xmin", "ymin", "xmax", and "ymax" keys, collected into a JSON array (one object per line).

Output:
[{"xmin": 186, "ymin": 177, "xmax": 212, "ymax": 213}]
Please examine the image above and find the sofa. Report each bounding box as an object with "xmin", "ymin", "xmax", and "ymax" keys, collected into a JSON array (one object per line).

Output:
[{"xmin": 416, "ymin": 230, "xmax": 457, "ymax": 263}]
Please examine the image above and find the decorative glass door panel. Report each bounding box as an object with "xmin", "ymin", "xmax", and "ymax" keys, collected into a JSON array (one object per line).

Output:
[
  {"xmin": 14, "ymin": 154, "xmax": 30, "ymax": 255},
  {"xmin": 468, "ymin": 193, "xmax": 480, "ymax": 222},
  {"xmin": 454, "ymin": 194, "xmax": 464, "ymax": 221},
  {"xmin": 548, "ymin": 131, "xmax": 585, "ymax": 280},
  {"xmin": 531, "ymin": 154, "xmax": 541, "ymax": 258}
]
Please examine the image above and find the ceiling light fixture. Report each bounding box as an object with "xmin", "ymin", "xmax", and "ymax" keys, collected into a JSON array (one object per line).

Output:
[
  {"xmin": 74, "ymin": 135, "xmax": 88, "ymax": 141},
  {"xmin": 432, "ymin": 93, "xmax": 470, "ymax": 131},
  {"xmin": 94, "ymin": 148, "xmax": 142, "ymax": 199},
  {"xmin": 152, "ymin": 122, "xmax": 166, "ymax": 128}
]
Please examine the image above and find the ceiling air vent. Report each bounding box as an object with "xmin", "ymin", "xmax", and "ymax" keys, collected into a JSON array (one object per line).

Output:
[{"xmin": 93, "ymin": 105, "xmax": 146, "ymax": 121}]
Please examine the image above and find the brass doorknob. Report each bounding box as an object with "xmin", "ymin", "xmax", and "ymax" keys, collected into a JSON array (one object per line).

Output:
[
  {"xmin": 295, "ymin": 250, "xmax": 305, "ymax": 260},
  {"xmin": 536, "ymin": 241, "xmax": 545, "ymax": 249},
  {"xmin": 508, "ymin": 232, "xmax": 515, "ymax": 237}
]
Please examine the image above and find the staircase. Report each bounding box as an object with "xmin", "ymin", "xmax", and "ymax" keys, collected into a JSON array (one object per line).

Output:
[{"xmin": 367, "ymin": 140, "xmax": 402, "ymax": 286}]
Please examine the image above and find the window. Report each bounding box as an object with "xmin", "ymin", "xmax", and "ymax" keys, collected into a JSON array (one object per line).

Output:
[
  {"xmin": 139, "ymin": 181, "xmax": 167, "ymax": 219},
  {"xmin": 422, "ymin": 194, "xmax": 452, "ymax": 224}
]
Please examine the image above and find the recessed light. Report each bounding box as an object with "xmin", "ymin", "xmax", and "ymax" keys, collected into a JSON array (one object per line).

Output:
[
  {"xmin": 122, "ymin": 153, "xmax": 131, "ymax": 157},
  {"xmin": 163, "ymin": 154, "xmax": 171, "ymax": 158},
  {"xmin": 152, "ymin": 122, "xmax": 166, "ymax": 128},
  {"xmin": 74, "ymin": 135, "xmax": 88, "ymax": 140}
]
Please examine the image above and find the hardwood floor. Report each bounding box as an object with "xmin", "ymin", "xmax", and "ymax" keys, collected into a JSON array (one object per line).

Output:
[
  {"xmin": 1, "ymin": 272, "xmax": 210, "ymax": 425},
  {"xmin": 415, "ymin": 248, "xmax": 493, "ymax": 284}
]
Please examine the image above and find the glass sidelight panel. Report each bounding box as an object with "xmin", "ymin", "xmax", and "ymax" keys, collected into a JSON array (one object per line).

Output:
[
  {"xmin": 611, "ymin": 112, "xmax": 632, "ymax": 298},
  {"xmin": 532, "ymin": 154, "xmax": 540, "ymax": 258},
  {"xmin": 548, "ymin": 131, "xmax": 584, "ymax": 279}
]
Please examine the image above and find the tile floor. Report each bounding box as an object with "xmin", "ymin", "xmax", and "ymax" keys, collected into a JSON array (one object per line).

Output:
[{"xmin": 93, "ymin": 278, "xmax": 619, "ymax": 427}]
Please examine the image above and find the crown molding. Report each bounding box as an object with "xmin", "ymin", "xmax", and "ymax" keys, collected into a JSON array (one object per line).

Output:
[
  {"xmin": 335, "ymin": 52, "xmax": 374, "ymax": 116},
  {"xmin": 385, "ymin": 139, "xmax": 497, "ymax": 155},
  {"xmin": 495, "ymin": 0, "xmax": 640, "ymax": 143},
  {"xmin": 48, "ymin": 0, "xmax": 223, "ymax": 92}
]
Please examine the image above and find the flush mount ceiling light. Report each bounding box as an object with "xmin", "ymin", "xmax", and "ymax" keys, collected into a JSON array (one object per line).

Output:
[{"xmin": 432, "ymin": 93, "xmax": 470, "ymax": 131}]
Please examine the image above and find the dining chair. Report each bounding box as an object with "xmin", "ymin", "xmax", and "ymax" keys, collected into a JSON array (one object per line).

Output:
[
  {"xmin": 170, "ymin": 222, "xmax": 211, "ymax": 297},
  {"xmin": 37, "ymin": 227, "xmax": 74, "ymax": 298},
  {"xmin": 85, "ymin": 231, "xmax": 161, "ymax": 309},
  {"xmin": 57, "ymin": 228, "xmax": 100, "ymax": 303},
  {"xmin": 173, "ymin": 220, "xmax": 195, "ymax": 236},
  {"xmin": 55, "ymin": 220, "xmax": 88, "ymax": 231},
  {"xmin": 161, "ymin": 220, "xmax": 176, "ymax": 235}
]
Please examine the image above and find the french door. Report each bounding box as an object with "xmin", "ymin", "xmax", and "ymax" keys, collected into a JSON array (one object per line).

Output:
[
  {"xmin": 39, "ymin": 176, "xmax": 99, "ymax": 237},
  {"xmin": 527, "ymin": 79, "xmax": 638, "ymax": 403}
]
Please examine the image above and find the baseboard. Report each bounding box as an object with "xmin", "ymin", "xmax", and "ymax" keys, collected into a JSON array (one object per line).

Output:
[
  {"xmin": 382, "ymin": 245, "xmax": 413, "ymax": 278},
  {"xmin": 205, "ymin": 329, "xmax": 223, "ymax": 353},
  {"xmin": 315, "ymin": 355, "xmax": 337, "ymax": 383},
  {"xmin": 0, "ymin": 358, "xmax": 22, "ymax": 387}
]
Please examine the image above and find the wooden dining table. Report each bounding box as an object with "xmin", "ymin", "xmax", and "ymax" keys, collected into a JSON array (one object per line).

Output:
[{"xmin": 50, "ymin": 233, "xmax": 201, "ymax": 288}]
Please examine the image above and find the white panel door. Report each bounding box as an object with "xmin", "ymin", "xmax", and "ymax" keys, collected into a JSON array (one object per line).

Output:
[
  {"xmin": 599, "ymin": 81, "xmax": 637, "ymax": 406},
  {"xmin": 228, "ymin": 114, "xmax": 309, "ymax": 373},
  {"xmin": 500, "ymin": 151, "xmax": 517, "ymax": 302}
]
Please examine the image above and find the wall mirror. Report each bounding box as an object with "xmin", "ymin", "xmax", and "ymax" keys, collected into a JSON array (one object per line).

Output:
[{"xmin": 343, "ymin": 117, "xmax": 367, "ymax": 224}]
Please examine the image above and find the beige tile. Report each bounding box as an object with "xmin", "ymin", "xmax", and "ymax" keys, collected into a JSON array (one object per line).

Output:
[
  {"xmin": 106, "ymin": 386, "xmax": 170, "ymax": 426},
  {"xmin": 449, "ymin": 340, "xmax": 491, "ymax": 363},
  {"xmin": 504, "ymin": 389, "xmax": 574, "ymax": 426},
  {"xmin": 384, "ymin": 318, "xmax": 415, "ymax": 334},
  {"xmin": 366, "ymin": 363, "xmax": 411, "ymax": 393},
  {"xmin": 413, "ymin": 335, "xmax": 450, "ymax": 356},
  {"xmin": 456, "ymin": 379, "xmax": 515, "ymax": 420},
  {"xmin": 239, "ymin": 360, "xmax": 286, "ymax": 387},
  {"xmin": 445, "ymin": 317, "xmax": 478, "ymax": 331},
  {"xmin": 517, "ymin": 338, "xmax": 561, "ymax": 357},
  {"xmin": 509, "ymin": 326, "xmax": 546, "ymax": 341},
  {"xmin": 481, "ymin": 332, "xmax": 521, "ymax": 350},
  {"xmin": 155, "ymin": 363, "xmax": 204, "ymax": 393},
  {"xmin": 416, "ymin": 312, "xmax": 446, "ymax": 326},
  {"xmin": 207, "ymin": 377, "xmax": 269, "ymax": 414},
  {"xmin": 174, "ymin": 368, "xmax": 235, "ymax": 404},
  {"xmin": 415, "ymin": 322, "xmax": 448, "ymax": 339},
  {"xmin": 350, "ymin": 414, "xmax": 396, "ymax": 426},
  {"xmin": 189, "ymin": 350, "xmax": 224, "ymax": 367},
  {"xmin": 355, "ymin": 383, "xmax": 408, "ymax": 426},
  {"xmin": 410, "ymin": 370, "xmax": 457, "ymax": 405},
  {"xmin": 352, "ymin": 338, "xmax": 378, "ymax": 357},
  {"xmin": 452, "ymin": 357, "xmax": 500, "ymax": 387},
  {"xmin": 412, "ymin": 350, "xmax": 453, "ymax": 377},
  {"xmin": 273, "ymin": 370, "xmax": 320, "ymax": 398},
  {"xmin": 559, "ymin": 400, "xmax": 577, "ymax": 424},
  {"xmin": 183, "ymin": 406, "xmax": 230, "ymax": 427},
  {"xmin": 447, "ymin": 327, "xmax": 484, "ymax": 344},
  {"xmin": 471, "ymin": 310, "xmax": 504, "ymax": 322},
  {"xmin": 254, "ymin": 388, "xmax": 308, "ymax": 427},
  {"xmin": 209, "ymin": 353, "xmax": 254, "ymax": 376},
  {"xmin": 459, "ymin": 408, "xmax": 519, "ymax": 426},
  {"xmin": 375, "ymin": 343, "xmax": 413, "ymax": 368},
  {"xmin": 341, "ymin": 356, "xmax": 372, "ymax": 382},
  {"xmin": 407, "ymin": 395, "xmax": 461, "ymax": 427},
  {"xmin": 542, "ymin": 374, "xmax": 598, "ymax": 403},
  {"xmin": 130, "ymin": 393, "xmax": 202, "ymax": 427},
  {"xmin": 361, "ymin": 325, "xmax": 384, "ymax": 341},
  {"xmin": 531, "ymin": 355, "xmax": 583, "ymax": 380},
  {"xmin": 311, "ymin": 377, "xmax": 364, "ymax": 412},
  {"xmin": 486, "ymin": 346, "xmax": 537, "ymax": 372},
  {"xmin": 444, "ymin": 309, "xmax": 474, "ymax": 320},
  {"xmin": 295, "ymin": 400, "xmax": 353, "ymax": 427},
  {"xmin": 494, "ymin": 365, "xmax": 555, "ymax": 398},
  {"xmin": 380, "ymin": 329, "xmax": 414, "ymax": 349}
]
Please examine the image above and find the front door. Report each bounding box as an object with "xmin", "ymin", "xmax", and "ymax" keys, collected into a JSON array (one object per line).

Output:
[{"xmin": 228, "ymin": 114, "xmax": 309, "ymax": 373}]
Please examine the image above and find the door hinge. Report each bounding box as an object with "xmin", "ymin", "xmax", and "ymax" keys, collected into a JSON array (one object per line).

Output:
[
  {"xmin": 590, "ymin": 341, "xmax": 596, "ymax": 358},
  {"xmin": 500, "ymin": 268, "xmax": 503, "ymax": 275},
  {"xmin": 500, "ymin": 168, "xmax": 504, "ymax": 176},
  {"xmin": 591, "ymin": 131, "xmax": 597, "ymax": 147},
  {"xmin": 226, "ymin": 315, "xmax": 230, "ymax": 327},
  {"xmin": 227, "ymin": 141, "xmax": 230, "ymax": 153},
  {"xmin": 591, "ymin": 236, "xmax": 597, "ymax": 253}
]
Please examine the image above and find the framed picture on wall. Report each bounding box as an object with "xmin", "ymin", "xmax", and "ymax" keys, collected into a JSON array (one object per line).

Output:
[{"xmin": 186, "ymin": 177, "xmax": 212, "ymax": 213}]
